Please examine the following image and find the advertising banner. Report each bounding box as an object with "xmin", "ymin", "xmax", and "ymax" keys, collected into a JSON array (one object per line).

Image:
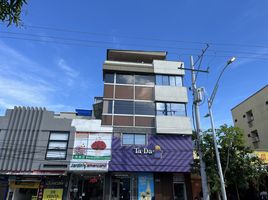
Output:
[
  {"xmin": 70, "ymin": 132, "xmax": 112, "ymax": 171},
  {"xmin": 42, "ymin": 189, "xmax": 63, "ymax": 200},
  {"xmin": 254, "ymin": 151, "xmax": 268, "ymax": 164},
  {"xmin": 138, "ymin": 173, "xmax": 154, "ymax": 200}
]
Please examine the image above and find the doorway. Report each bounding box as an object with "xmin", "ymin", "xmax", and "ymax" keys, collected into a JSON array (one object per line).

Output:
[
  {"xmin": 111, "ymin": 177, "xmax": 131, "ymax": 200},
  {"xmin": 173, "ymin": 182, "xmax": 186, "ymax": 200}
]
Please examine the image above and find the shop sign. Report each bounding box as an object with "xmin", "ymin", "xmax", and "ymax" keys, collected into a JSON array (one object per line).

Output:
[
  {"xmin": 70, "ymin": 162, "xmax": 108, "ymax": 171},
  {"xmin": 10, "ymin": 181, "xmax": 39, "ymax": 189},
  {"xmin": 42, "ymin": 189, "xmax": 63, "ymax": 200},
  {"xmin": 70, "ymin": 132, "xmax": 111, "ymax": 171},
  {"xmin": 254, "ymin": 151, "xmax": 268, "ymax": 164},
  {"xmin": 133, "ymin": 145, "xmax": 163, "ymax": 159},
  {"xmin": 138, "ymin": 173, "xmax": 155, "ymax": 200}
]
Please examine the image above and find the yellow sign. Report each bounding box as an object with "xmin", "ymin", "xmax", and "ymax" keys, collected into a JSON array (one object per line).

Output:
[
  {"xmin": 42, "ymin": 189, "xmax": 63, "ymax": 200},
  {"xmin": 10, "ymin": 181, "xmax": 39, "ymax": 189},
  {"xmin": 254, "ymin": 151, "xmax": 268, "ymax": 164}
]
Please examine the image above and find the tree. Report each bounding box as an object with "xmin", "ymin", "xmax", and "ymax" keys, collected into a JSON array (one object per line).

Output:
[
  {"xmin": 0, "ymin": 0, "xmax": 27, "ymax": 26},
  {"xmin": 194, "ymin": 124, "xmax": 267, "ymax": 200}
]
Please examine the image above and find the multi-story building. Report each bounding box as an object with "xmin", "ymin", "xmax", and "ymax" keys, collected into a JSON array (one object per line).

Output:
[
  {"xmin": 101, "ymin": 49, "xmax": 193, "ymax": 200},
  {"xmin": 231, "ymin": 85, "xmax": 268, "ymax": 159}
]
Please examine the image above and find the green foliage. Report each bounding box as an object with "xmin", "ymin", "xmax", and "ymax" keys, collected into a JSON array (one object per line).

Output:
[
  {"xmin": 0, "ymin": 0, "xmax": 27, "ymax": 26},
  {"xmin": 194, "ymin": 124, "xmax": 267, "ymax": 195}
]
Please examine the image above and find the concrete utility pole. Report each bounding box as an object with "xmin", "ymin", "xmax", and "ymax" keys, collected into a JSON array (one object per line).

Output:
[{"xmin": 190, "ymin": 56, "xmax": 210, "ymax": 200}]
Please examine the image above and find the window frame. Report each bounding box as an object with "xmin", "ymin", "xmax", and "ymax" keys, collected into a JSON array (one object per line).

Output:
[
  {"xmin": 46, "ymin": 131, "xmax": 69, "ymax": 160},
  {"xmin": 155, "ymin": 75, "xmax": 183, "ymax": 86},
  {"xmin": 121, "ymin": 133, "xmax": 147, "ymax": 146}
]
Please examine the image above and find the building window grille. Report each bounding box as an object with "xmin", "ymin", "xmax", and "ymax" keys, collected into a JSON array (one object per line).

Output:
[
  {"xmin": 251, "ymin": 130, "xmax": 259, "ymax": 143},
  {"xmin": 156, "ymin": 102, "xmax": 186, "ymax": 116},
  {"xmin": 156, "ymin": 75, "xmax": 182, "ymax": 86},
  {"xmin": 46, "ymin": 132, "xmax": 69, "ymax": 160},
  {"xmin": 122, "ymin": 133, "xmax": 146, "ymax": 145},
  {"xmin": 246, "ymin": 110, "xmax": 254, "ymax": 122}
]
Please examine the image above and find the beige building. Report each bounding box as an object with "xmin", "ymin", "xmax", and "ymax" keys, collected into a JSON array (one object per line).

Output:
[{"xmin": 231, "ymin": 84, "xmax": 268, "ymax": 150}]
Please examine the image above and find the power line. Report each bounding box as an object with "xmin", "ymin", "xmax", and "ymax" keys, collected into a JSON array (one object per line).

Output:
[{"xmin": 20, "ymin": 24, "xmax": 268, "ymax": 50}]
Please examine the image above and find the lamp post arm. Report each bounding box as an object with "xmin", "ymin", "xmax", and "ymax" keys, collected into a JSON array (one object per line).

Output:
[{"xmin": 209, "ymin": 63, "xmax": 231, "ymax": 106}]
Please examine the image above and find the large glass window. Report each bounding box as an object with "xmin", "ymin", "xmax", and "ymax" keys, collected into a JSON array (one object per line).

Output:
[
  {"xmin": 135, "ymin": 75, "xmax": 154, "ymax": 85},
  {"xmin": 104, "ymin": 73, "xmax": 114, "ymax": 83},
  {"xmin": 156, "ymin": 102, "xmax": 186, "ymax": 116},
  {"xmin": 114, "ymin": 100, "xmax": 134, "ymax": 114},
  {"xmin": 46, "ymin": 132, "xmax": 69, "ymax": 160},
  {"xmin": 122, "ymin": 133, "xmax": 146, "ymax": 145},
  {"xmin": 135, "ymin": 102, "xmax": 155, "ymax": 115},
  {"xmin": 116, "ymin": 74, "xmax": 134, "ymax": 84},
  {"xmin": 156, "ymin": 75, "xmax": 183, "ymax": 86}
]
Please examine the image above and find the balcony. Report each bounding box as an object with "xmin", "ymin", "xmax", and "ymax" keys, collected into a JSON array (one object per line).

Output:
[{"xmin": 156, "ymin": 116, "xmax": 192, "ymax": 135}]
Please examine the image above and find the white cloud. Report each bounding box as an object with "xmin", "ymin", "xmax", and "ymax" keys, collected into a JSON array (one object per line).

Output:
[
  {"xmin": 57, "ymin": 58, "xmax": 79, "ymax": 86},
  {"xmin": 0, "ymin": 41, "xmax": 73, "ymax": 112}
]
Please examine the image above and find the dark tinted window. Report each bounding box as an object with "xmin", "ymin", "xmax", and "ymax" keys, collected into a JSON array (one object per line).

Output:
[
  {"xmin": 114, "ymin": 100, "xmax": 134, "ymax": 114},
  {"xmin": 156, "ymin": 75, "xmax": 183, "ymax": 86},
  {"xmin": 116, "ymin": 74, "xmax": 134, "ymax": 84},
  {"xmin": 104, "ymin": 73, "xmax": 114, "ymax": 83},
  {"xmin": 135, "ymin": 102, "xmax": 155, "ymax": 115},
  {"xmin": 135, "ymin": 75, "xmax": 154, "ymax": 85}
]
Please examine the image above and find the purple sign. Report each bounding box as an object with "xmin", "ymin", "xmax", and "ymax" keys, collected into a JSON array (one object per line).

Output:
[{"xmin": 109, "ymin": 134, "xmax": 193, "ymax": 172}]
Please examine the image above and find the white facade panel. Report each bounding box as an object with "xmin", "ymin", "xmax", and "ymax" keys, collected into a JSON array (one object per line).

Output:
[
  {"xmin": 155, "ymin": 86, "xmax": 188, "ymax": 103},
  {"xmin": 156, "ymin": 116, "xmax": 192, "ymax": 135},
  {"xmin": 153, "ymin": 60, "xmax": 185, "ymax": 75}
]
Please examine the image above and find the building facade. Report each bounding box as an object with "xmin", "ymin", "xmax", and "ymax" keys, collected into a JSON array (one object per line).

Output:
[
  {"xmin": 0, "ymin": 107, "xmax": 77, "ymax": 200},
  {"xmin": 101, "ymin": 49, "xmax": 193, "ymax": 200},
  {"xmin": 231, "ymin": 85, "xmax": 268, "ymax": 151}
]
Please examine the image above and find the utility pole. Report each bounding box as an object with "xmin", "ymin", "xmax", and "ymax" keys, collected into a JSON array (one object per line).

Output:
[{"xmin": 190, "ymin": 56, "xmax": 210, "ymax": 200}]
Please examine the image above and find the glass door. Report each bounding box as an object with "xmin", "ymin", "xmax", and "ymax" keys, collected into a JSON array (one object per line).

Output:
[
  {"xmin": 112, "ymin": 180, "xmax": 120, "ymax": 200},
  {"xmin": 173, "ymin": 182, "xmax": 186, "ymax": 200}
]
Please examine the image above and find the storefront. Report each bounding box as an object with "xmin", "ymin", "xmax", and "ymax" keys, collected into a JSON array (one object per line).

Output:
[
  {"xmin": 69, "ymin": 119, "xmax": 113, "ymax": 200},
  {"xmin": 109, "ymin": 134, "xmax": 193, "ymax": 200}
]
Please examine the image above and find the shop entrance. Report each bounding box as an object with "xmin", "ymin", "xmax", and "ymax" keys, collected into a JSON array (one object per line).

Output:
[
  {"xmin": 112, "ymin": 177, "xmax": 131, "ymax": 200},
  {"xmin": 78, "ymin": 175, "xmax": 104, "ymax": 200},
  {"xmin": 173, "ymin": 182, "xmax": 186, "ymax": 200}
]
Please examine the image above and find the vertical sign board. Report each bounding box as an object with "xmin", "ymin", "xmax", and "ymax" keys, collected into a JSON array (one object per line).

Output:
[
  {"xmin": 138, "ymin": 173, "xmax": 154, "ymax": 200},
  {"xmin": 70, "ymin": 132, "xmax": 112, "ymax": 171}
]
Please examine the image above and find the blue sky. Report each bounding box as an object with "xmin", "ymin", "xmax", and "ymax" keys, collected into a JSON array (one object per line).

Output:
[{"xmin": 0, "ymin": 0, "xmax": 268, "ymax": 129}]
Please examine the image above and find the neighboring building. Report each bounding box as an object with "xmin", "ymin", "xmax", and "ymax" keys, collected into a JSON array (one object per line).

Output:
[
  {"xmin": 0, "ymin": 107, "xmax": 91, "ymax": 200},
  {"xmin": 100, "ymin": 49, "xmax": 193, "ymax": 200},
  {"xmin": 231, "ymin": 85, "xmax": 268, "ymax": 152}
]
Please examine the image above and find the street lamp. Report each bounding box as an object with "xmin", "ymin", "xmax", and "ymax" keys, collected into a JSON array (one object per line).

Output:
[{"xmin": 206, "ymin": 57, "xmax": 236, "ymax": 200}]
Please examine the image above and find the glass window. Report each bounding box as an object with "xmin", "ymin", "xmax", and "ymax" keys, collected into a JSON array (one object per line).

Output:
[
  {"xmin": 50, "ymin": 132, "xmax": 69, "ymax": 141},
  {"xmin": 156, "ymin": 75, "xmax": 162, "ymax": 85},
  {"xmin": 135, "ymin": 134, "xmax": 146, "ymax": 145},
  {"xmin": 103, "ymin": 100, "xmax": 113, "ymax": 114},
  {"xmin": 48, "ymin": 142, "xmax": 67, "ymax": 150},
  {"xmin": 46, "ymin": 151, "xmax": 66, "ymax": 159},
  {"xmin": 116, "ymin": 74, "xmax": 134, "ymax": 84},
  {"xmin": 122, "ymin": 134, "xmax": 134, "ymax": 145},
  {"xmin": 104, "ymin": 73, "xmax": 114, "ymax": 83},
  {"xmin": 162, "ymin": 76, "xmax": 169, "ymax": 85},
  {"xmin": 171, "ymin": 103, "xmax": 186, "ymax": 116},
  {"xmin": 175, "ymin": 76, "xmax": 182, "ymax": 86},
  {"xmin": 156, "ymin": 103, "xmax": 166, "ymax": 115},
  {"xmin": 46, "ymin": 132, "xmax": 69, "ymax": 160},
  {"xmin": 135, "ymin": 102, "xmax": 155, "ymax": 115},
  {"xmin": 114, "ymin": 100, "xmax": 134, "ymax": 114},
  {"xmin": 122, "ymin": 133, "xmax": 146, "ymax": 145},
  {"xmin": 135, "ymin": 87, "xmax": 154, "ymax": 100},
  {"xmin": 135, "ymin": 75, "xmax": 154, "ymax": 85},
  {"xmin": 169, "ymin": 76, "xmax": 176, "ymax": 86},
  {"xmin": 156, "ymin": 102, "xmax": 186, "ymax": 116}
]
